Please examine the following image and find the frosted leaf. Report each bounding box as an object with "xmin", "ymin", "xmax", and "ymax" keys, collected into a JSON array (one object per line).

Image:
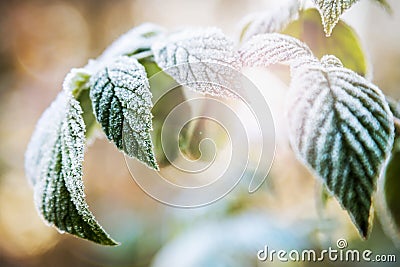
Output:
[
  {"xmin": 313, "ymin": 0, "xmax": 392, "ymax": 35},
  {"xmin": 62, "ymin": 68, "xmax": 99, "ymax": 140},
  {"xmin": 152, "ymin": 27, "xmax": 242, "ymax": 98},
  {"xmin": 25, "ymin": 91, "xmax": 118, "ymax": 245},
  {"xmin": 238, "ymin": 0, "xmax": 300, "ymax": 42},
  {"xmin": 312, "ymin": 0, "xmax": 360, "ymax": 36},
  {"xmin": 287, "ymin": 62, "xmax": 394, "ymax": 238},
  {"xmin": 63, "ymin": 68, "xmax": 91, "ymax": 96},
  {"xmin": 240, "ymin": 33, "xmax": 318, "ymax": 69},
  {"xmin": 90, "ymin": 56, "xmax": 158, "ymax": 170},
  {"xmin": 98, "ymin": 23, "xmax": 165, "ymax": 62}
]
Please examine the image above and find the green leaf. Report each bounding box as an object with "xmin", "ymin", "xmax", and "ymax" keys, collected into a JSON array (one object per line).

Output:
[
  {"xmin": 98, "ymin": 23, "xmax": 165, "ymax": 62},
  {"xmin": 90, "ymin": 56, "xmax": 158, "ymax": 170},
  {"xmin": 25, "ymin": 91, "xmax": 118, "ymax": 245},
  {"xmin": 63, "ymin": 68, "xmax": 99, "ymax": 139},
  {"xmin": 312, "ymin": 0, "xmax": 391, "ymax": 36},
  {"xmin": 287, "ymin": 55, "xmax": 394, "ymax": 238},
  {"xmin": 282, "ymin": 8, "xmax": 368, "ymax": 76},
  {"xmin": 240, "ymin": 33, "xmax": 395, "ymax": 238},
  {"xmin": 152, "ymin": 27, "xmax": 242, "ymax": 98},
  {"xmin": 312, "ymin": 0, "xmax": 359, "ymax": 36},
  {"xmin": 377, "ymin": 138, "xmax": 400, "ymax": 246}
]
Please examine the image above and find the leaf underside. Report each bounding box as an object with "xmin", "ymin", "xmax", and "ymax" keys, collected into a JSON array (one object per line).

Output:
[
  {"xmin": 90, "ymin": 56, "xmax": 158, "ymax": 170},
  {"xmin": 25, "ymin": 91, "xmax": 118, "ymax": 245}
]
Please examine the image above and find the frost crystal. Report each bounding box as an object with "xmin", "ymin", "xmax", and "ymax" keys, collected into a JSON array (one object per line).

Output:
[
  {"xmin": 239, "ymin": 0, "xmax": 299, "ymax": 42},
  {"xmin": 152, "ymin": 27, "xmax": 242, "ymax": 98},
  {"xmin": 25, "ymin": 91, "xmax": 118, "ymax": 245},
  {"xmin": 90, "ymin": 56, "xmax": 158, "ymax": 170}
]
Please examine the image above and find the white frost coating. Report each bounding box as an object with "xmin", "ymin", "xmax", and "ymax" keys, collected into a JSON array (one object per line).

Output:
[
  {"xmin": 238, "ymin": 0, "xmax": 300, "ymax": 42},
  {"xmin": 89, "ymin": 56, "xmax": 158, "ymax": 170},
  {"xmin": 312, "ymin": 0, "xmax": 359, "ymax": 36},
  {"xmin": 25, "ymin": 91, "xmax": 118, "ymax": 245},
  {"xmin": 240, "ymin": 33, "xmax": 318, "ymax": 69},
  {"xmin": 152, "ymin": 27, "xmax": 242, "ymax": 98},
  {"xmin": 286, "ymin": 62, "xmax": 394, "ymax": 238}
]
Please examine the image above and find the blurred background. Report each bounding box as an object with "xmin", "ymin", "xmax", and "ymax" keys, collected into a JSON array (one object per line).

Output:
[{"xmin": 1, "ymin": 0, "xmax": 400, "ymax": 266}]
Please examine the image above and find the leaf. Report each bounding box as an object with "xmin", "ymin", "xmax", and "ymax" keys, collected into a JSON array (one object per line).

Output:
[
  {"xmin": 25, "ymin": 91, "xmax": 118, "ymax": 245},
  {"xmin": 90, "ymin": 56, "xmax": 158, "ymax": 170},
  {"xmin": 241, "ymin": 33, "xmax": 394, "ymax": 237},
  {"xmin": 282, "ymin": 8, "xmax": 368, "ymax": 76},
  {"xmin": 312, "ymin": 0, "xmax": 391, "ymax": 36},
  {"xmin": 240, "ymin": 33, "xmax": 318, "ymax": 68},
  {"xmin": 152, "ymin": 27, "xmax": 242, "ymax": 98},
  {"xmin": 63, "ymin": 68, "xmax": 99, "ymax": 139},
  {"xmin": 238, "ymin": 0, "xmax": 300, "ymax": 42},
  {"xmin": 98, "ymin": 23, "xmax": 165, "ymax": 62},
  {"xmin": 287, "ymin": 55, "xmax": 394, "ymax": 237},
  {"xmin": 312, "ymin": 0, "xmax": 359, "ymax": 36},
  {"xmin": 377, "ymin": 138, "xmax": 400, "ymax": 247}
]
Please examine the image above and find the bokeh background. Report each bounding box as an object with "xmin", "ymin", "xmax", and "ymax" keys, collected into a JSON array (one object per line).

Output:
[{"xmin": 1, "ymin": 0, "xmax": 400, "ymax": 266}]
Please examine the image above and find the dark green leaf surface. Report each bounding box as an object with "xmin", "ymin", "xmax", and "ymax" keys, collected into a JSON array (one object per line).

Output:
[
  {"xmin": 25, "ymin": 91, "xmax": 118, "ymax": 245},
  {"xmin": 90, "ymin": 56, "xmax": 158, "ymax": 170}
]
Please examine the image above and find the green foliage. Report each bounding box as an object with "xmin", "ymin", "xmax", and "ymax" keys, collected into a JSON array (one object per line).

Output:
[
  {"xmin": 241, "ymin": 33, "xmax": 394, "ymax": 238},
  {"xmin": 25, "ymin": 0, "xmax": 399, "ymax": 246}
]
